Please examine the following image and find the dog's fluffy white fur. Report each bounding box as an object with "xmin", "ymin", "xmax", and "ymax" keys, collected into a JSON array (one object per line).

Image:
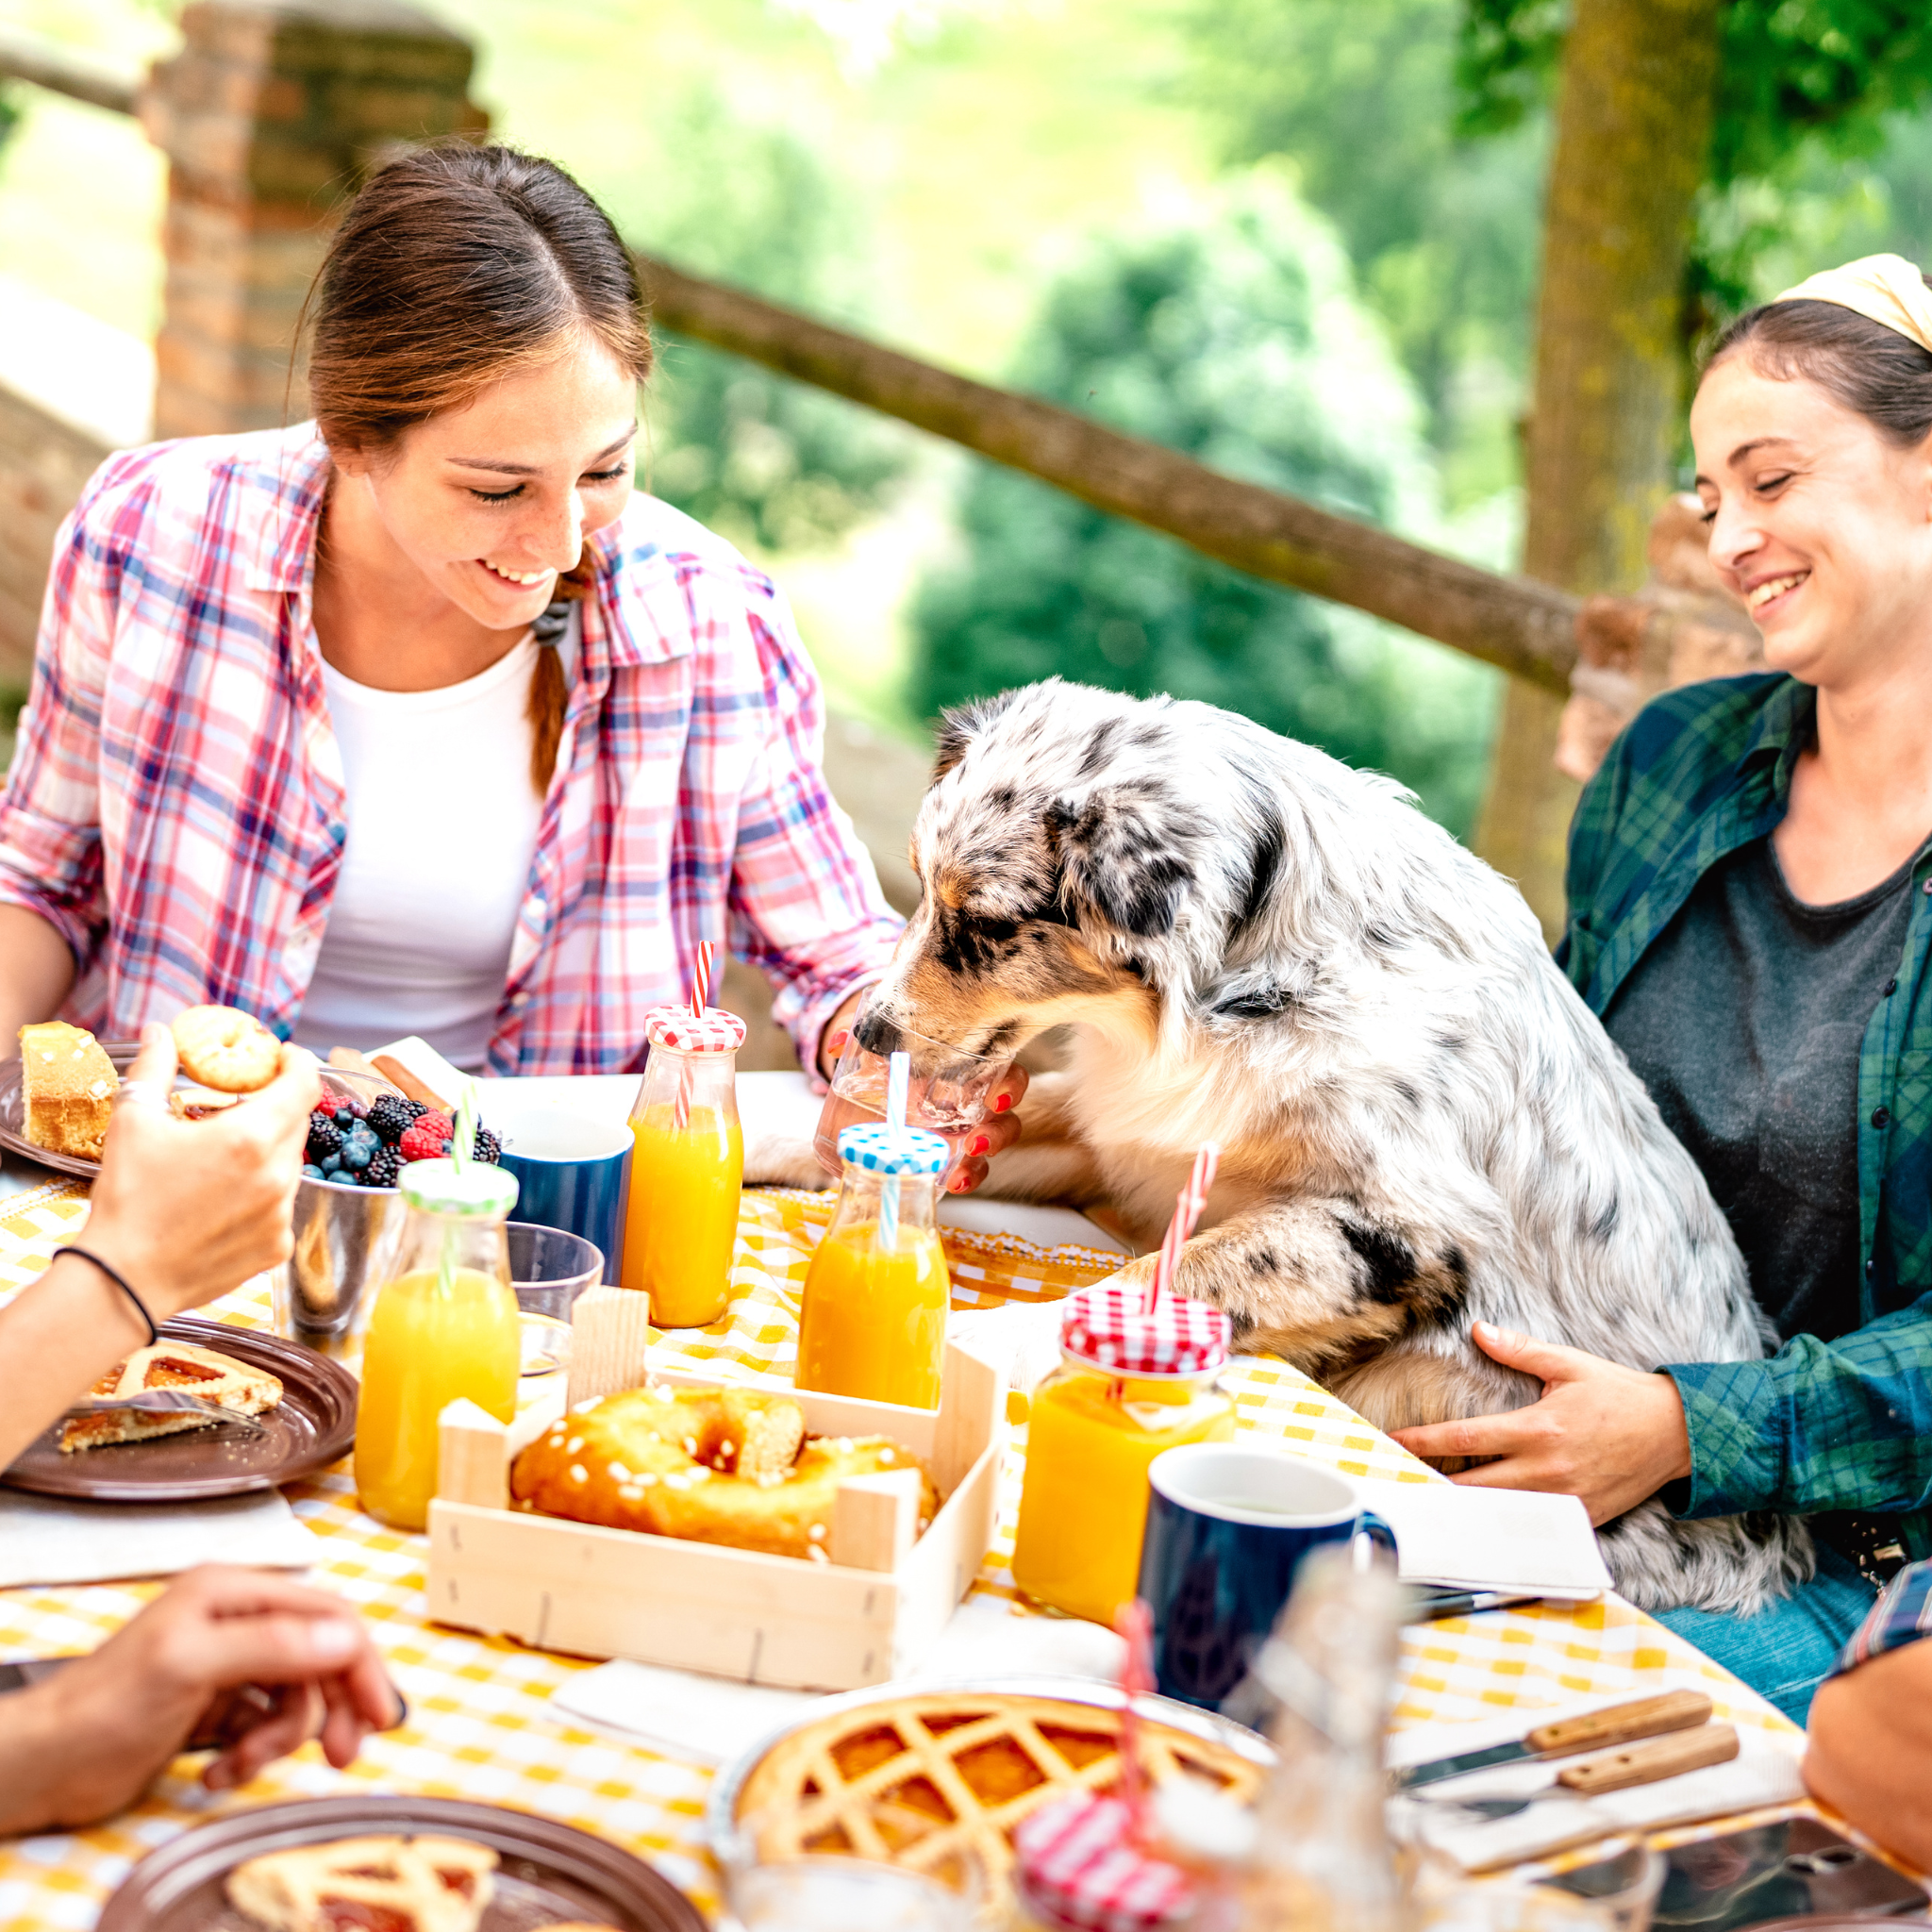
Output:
[{"xmin": 766, "ymin": 680, "xmax": 1813, "ymax": 1615}]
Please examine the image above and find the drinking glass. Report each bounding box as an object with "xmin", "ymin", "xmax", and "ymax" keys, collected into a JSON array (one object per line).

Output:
[
  {"xmin": 813, "ymin": 1019, "xmax": 1009, "ymax": 1183},
  {"xmin": 508, "ymin": 1221, "xmax": 601, "ymax": 1376},
  {"xmin": 719, "ymin": 1810, "xmax": 983, "ymax": 1932}
]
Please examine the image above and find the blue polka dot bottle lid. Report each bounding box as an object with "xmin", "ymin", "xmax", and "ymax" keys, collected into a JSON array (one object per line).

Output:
[{"xmin": 836, "ymin": 1123, "xmax": 950, "ymax": 1175}]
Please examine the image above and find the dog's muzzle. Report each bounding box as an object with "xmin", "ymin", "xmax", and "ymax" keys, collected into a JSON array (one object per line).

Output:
[{"xmin": 853, "ymin": 1008, "xmax": 904, "ymax": 1057}]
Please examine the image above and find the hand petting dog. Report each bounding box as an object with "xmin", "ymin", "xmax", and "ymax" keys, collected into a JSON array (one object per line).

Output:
[{"xmin": 1391, "ymin": 1322, "xmax": 1693, "ymax": 1526}]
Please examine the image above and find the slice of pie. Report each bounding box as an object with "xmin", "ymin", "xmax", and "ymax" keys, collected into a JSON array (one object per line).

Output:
[
  {"xmin": 226, "ymin": 1836, "xmax": 497, "ymax": 1932},
  {"xmin": 58, "ymin": 1341, "xmax": 283, "ymax": 1453},
  {"xmin": 19, "ymin": 1021, "xmax": 116, "ymax": 1160}
]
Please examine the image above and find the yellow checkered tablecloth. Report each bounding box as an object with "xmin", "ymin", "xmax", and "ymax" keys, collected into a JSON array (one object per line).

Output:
[{"xmin": 0, "ymin": 1179, "xmax": 1819, "ymax": 1928}]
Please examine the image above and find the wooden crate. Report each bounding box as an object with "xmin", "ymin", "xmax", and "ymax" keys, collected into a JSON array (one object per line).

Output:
[{"xmin": 425, "ymin": 1339, "xmax": 1008, "ymax": 1690}]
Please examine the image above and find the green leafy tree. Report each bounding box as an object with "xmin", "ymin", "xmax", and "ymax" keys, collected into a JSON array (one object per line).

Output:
[
  {"xmin": 1461, "ymin": 0, "xmax": 1932, "ymax": 332},
  {"xmin": 1175, "ymin": 0, "xmax": 1546, "ymax": 505},
  {"xmin": 908, "ymin": 173, "xmax": 1498, "ymax": 836},
  {"xmin": 621, "ymin": 90, "xmax": 912, "ymax": 552}
]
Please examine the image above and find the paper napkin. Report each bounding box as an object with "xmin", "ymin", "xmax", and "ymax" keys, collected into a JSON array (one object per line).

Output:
[
  {"xmin": 0, "ymin": 1486, "xmax": 321, "ymax": 1589},
  {"xmin": 548, "ymin": 1592, "xmax": 1128, "ymax": 1764},
  {"xmin": 1388, "ymin": 1693, "xmax": 1807, "ymax": 1872},
  {"xmin": 1343, "ymin": 1475, "xmax": 1613, "ymax": 1598}
]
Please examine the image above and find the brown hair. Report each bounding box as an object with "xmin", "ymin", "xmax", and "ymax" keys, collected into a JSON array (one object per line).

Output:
[
  {"xmin": 306, "ymin": 142, "xmax": 652, "ymax": 794},
  {"xmin": 1707, "ymin": 279, "xmax": 1932, "ymax": 448}
]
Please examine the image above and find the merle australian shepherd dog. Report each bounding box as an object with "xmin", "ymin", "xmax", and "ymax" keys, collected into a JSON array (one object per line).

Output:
[{"xmin": 787, "ymin": 679, "xmax": 1810, "ymax": 1616}]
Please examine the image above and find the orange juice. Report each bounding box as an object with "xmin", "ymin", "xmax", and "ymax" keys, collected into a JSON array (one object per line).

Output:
[
  {"xmin": 353, "ymin": 1266, "xmax": 521, "ymax": 1531},
  {"xmin": 797, "ymin": 1222, "xmax": 950, "ymax": 1407},
  {"xmin": 1010, "ymin": 1365, "xmax": 1234, "ymax": 1625},
  {"xmin": 623, "ymin": 1101, "xmax": 744, "ymax": 1326}
]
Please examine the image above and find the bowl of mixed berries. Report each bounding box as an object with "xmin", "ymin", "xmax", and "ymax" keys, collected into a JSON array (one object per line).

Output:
[{"xmin": 302, "ymin": 1082, "xmax": 503, "ymax": 1191}]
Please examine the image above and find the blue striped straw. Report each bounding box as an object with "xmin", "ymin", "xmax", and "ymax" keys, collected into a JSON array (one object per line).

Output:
[{"xmin": 881, "ymin": 1049, "xmax": 909, "ymax": 1253}]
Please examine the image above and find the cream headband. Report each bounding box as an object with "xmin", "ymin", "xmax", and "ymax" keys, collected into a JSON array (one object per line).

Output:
[{"xmin": 1775, "ymin": 252, "xmax": 1932, "ymax": 356}]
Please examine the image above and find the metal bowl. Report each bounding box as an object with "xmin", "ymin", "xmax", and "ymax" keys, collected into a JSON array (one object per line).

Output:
[{"xmin": 270, "ymin": 1066, "xmax": 401, "ymax": 1368}]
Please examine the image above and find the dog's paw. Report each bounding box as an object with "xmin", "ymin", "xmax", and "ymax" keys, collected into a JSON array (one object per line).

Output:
[{"xmin": 742, "ymin": 1129, "xmax": 826, "ymax": 1191}]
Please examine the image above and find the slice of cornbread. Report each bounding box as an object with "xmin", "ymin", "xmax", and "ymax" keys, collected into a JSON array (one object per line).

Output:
[{"xmin": 19, "ymin": 1021, "xmax": 115, "ymax": 1160}]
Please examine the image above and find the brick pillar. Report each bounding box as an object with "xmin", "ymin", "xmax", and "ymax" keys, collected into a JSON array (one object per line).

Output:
[{"xmin": 139, "ymin": 0, "xmax": 488, "ymax": 441}]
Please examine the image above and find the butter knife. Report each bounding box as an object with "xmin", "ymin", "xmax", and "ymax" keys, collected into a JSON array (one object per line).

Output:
[{"xmin": 1390, "ymin": 1689, "xmax": 1713, "ymax": 1790}]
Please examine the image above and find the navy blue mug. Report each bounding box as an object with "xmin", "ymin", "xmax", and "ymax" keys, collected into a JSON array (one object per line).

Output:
[
  {"xmin": 494, "ymin": 1109, "xmax": 630, "ymax": 1283},
  {"xmin": 1138, "ymin": 1442, "xmax": 1396, "ymax": 1712}
]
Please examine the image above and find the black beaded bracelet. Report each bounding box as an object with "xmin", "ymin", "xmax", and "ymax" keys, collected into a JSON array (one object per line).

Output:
[{"xmin": 53, "ymin": 1244, "xmax": 158, "ymax": 1347}]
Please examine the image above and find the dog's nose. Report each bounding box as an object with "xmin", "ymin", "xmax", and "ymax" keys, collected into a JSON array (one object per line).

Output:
[{"xmin": 853, "ymin": 1008, "xmax": 903, "ymax": 1057}]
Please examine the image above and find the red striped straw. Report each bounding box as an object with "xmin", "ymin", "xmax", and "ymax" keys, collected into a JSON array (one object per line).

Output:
[
  {"xmin": 1115, "ymin": 1600, "xmax": 1156, "ymax": 1825},
  {"xmin": 690, "ymin": 940, "xmax": 712, "ymax": 1018},
  {"xmin": 673, "ymin": 940, "xmax": 714, "ymax": 1130},
  {"xmin": 1147, "ymin": 1142, "xmax": 1219, "ymax": 1312}
]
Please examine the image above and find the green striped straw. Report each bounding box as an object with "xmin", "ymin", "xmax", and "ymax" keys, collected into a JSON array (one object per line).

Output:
[{"xmin": 435, "ymin": 1075, "xmax": 482, "ymax": 1295}]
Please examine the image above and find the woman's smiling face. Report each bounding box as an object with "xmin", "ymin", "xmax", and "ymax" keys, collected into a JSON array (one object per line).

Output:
[
  {"xmin": 332, "ymin": 334, "xmax": 639, "ymax": 630},
  {"xmin": 1691, "ymin": 353, "xmax": 1932, "ymax": 687}
]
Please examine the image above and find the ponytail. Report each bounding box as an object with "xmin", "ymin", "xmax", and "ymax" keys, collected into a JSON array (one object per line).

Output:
[{"xmin": 525, "ymin": 547, "xmax": 596, "ymax": 796}]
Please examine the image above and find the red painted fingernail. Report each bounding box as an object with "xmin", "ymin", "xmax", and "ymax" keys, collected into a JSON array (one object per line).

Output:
[
  {"xmin": 993, "ymin": 1093, "xmax": 1011, "ymax": 1113},
  {"xmin": 828, "ymin": 1030, "xmax": 848, "ymax": 1052},
  {"xmin": 969, "ymin": 1135, "xmax": 990, "ymax": 1157}
]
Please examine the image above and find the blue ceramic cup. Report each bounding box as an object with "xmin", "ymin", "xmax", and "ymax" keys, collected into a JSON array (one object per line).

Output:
[
  {"xmin": 495, "ymin": 1109, "xmax": 630, "ymax": 1282},
  {"xmin": 1138, "ymin": 1443, "xmax": 1396, "ymax": 1711}
]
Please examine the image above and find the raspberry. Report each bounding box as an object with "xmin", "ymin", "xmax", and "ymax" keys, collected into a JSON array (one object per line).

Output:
[
  {"xmin": 399, "ymin": 1113, "xmax": 453, "ymax": 1162},
  {"xmin": 361, "ymin": 1144, "xmax": 402, "ymax": 1189},
  {"xmin": 314, "ymin": 1092, "xmax": 346, "ymax": 1119},
  {"xmin": 473, "ymin": 1126, "xmax": 502, "ymax": 1165},
  {"xmin": 365, "ymin": 1093, "xmax": 428, "ymax": 1145},
  {"xmin": 306, "ymin": 1114, "xmax": 343, "ymax": 1164}
]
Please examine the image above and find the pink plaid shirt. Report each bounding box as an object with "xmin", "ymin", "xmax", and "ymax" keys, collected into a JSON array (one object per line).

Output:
[{"xmin": 0, "ymin": 427, "xmax": 902, "ymax": 1074}]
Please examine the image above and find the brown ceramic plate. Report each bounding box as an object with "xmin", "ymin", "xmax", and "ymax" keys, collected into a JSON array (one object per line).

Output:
[
  {"xmin": 0, "ymin": 1038, "xmax": 143, "ymax": 1178},
  {"xmin": 95, "ymin": 1793, "xmax": 706, "ymax": 1932},
  {"xmin": 0, "ymin": 1316, "xmax": 357, "ymax": 1502}
]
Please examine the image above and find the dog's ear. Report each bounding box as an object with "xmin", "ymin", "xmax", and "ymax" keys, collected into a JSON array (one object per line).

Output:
[
  {"xmin": 1045, "ymin": 789, "xmax": 1196, "ymax": 940},
  {"xmin": 933, "ymin": 690, "xmax": 1023, "ymax": 781}
]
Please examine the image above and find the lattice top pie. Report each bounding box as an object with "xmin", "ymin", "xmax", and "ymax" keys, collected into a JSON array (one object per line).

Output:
[
  {"xmin": 58, "ymin": 1340, "xmax": 282, "ymax": 1453},
  {"xmin": 735, "ymin": 1689, "xmax": 1266, "ymax": 1911},
  {"xmin": 225, "ymin": 1835, "xmax": 497, "ymax": 1932}
]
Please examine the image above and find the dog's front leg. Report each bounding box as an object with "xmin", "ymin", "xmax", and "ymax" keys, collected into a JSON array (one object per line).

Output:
[{"xmin": 1103, "ymin": 1196, "xmax": 1466, "ymax": 1380}]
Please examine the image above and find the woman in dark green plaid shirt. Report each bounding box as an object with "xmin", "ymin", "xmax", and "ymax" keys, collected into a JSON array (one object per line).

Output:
[{"xmin": 1394, "ymin": 256, "xmax": 1932, "ymax": 1726}]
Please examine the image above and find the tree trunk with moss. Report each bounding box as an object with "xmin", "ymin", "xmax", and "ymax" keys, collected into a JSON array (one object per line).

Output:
[{"xmin": 1474, "ymin": 0, "xmax": 1723, "ymax": 937}]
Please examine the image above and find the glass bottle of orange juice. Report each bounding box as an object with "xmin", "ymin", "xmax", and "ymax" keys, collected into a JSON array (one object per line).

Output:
[
  {"xmin": 622, "ymin": 1003, "xmax": 746, "ymax": 1327},
  {"xmin": 1011, "ymin": 1286, "xmax": 1234, "ymax": 1624},
  {"xmin": 796, "ymin": 1124, "xmax": 952, "ymax": 1408},
  {"xmin": 354, "ymin": 1158, "xmax": 522, "ymax": 1532}
]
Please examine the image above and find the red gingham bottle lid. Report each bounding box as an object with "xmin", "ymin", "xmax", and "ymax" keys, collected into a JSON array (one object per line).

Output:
[
  {"xmin": 1059, "ymin": 1282, "xmax": 1229, "ymax": 1376},
  {"xmin": 1014, "ymin": 1793, "xmax": 1195, "ymax": 1932},
  {"xmin": 643, "ymin": 1005, "xmax": 747, "ymax": 1053}
]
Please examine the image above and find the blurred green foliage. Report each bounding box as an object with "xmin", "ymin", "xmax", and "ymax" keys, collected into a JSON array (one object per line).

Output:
[
  {"xmin": 628, "ymin": 90, "xmax": 913, "ymax": 553},
  {"xmin": 909, "ymin": 173, "xmax": 1499, "ymax": 837},
  {"xmin": 1174, "ymin": 0, "xmax": 1544, "ymax": 508},
  {"xmin": 1460, "ymin": 0, "xmax": 1932, "ymax": 338}
]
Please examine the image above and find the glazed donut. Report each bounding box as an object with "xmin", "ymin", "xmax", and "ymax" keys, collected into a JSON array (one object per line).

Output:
[
  {"xmin": 172, "ymin": 1004, "xmax": 280, "ymax": 1092},
  {"xmin": 509, "ymin": 1385, "xmax": 934, "ymax": 1561}
]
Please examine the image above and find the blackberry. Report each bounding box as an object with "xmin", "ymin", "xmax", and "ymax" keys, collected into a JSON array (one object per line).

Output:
[
  {"xmin": 365, "ymin": 1093, "xmax": 427, "ymax": 1146},
  {"xmin": 306, "ymin": 1114, "xmax": 344, "ymax": 1164},
  {"xmin": 361, "ymin": 1144, "xmax": 403, "ymax": 1189},
  {"xmin": 472, "ymin": 1125, "xmax": 502, "ymax": 1165}
]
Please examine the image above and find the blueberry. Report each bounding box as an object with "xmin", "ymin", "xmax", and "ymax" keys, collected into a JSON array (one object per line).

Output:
[
  {"xmin": 321, "ymin": 1153, "xmax": 342, "ymax": 1174},
  {"xmin": 339, "ymin": 1139, "xmax": 374, "ymax": 1171},
  {"xmin": 302, "ymin": 1163, "xmax": 325, "ymax": 1180}
]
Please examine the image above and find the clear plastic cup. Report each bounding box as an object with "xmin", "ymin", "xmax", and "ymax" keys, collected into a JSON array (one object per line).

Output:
[
  {"xmin": 720, "ymin": 1810, "xmax": 984, "ymax": 1932},
  {"xmin": 813, "ymin": 1019, "xmax": 1009, "ymax": 1183},
  {"xmin": 508, "ymin": 1221, "xmax": 601, "ymax": 1377}
]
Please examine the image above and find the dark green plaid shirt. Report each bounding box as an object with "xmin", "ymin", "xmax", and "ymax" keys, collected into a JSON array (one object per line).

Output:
[{"xmin": 1558, "ymin": 672, "xmax": 1932, "ymax": 1563}]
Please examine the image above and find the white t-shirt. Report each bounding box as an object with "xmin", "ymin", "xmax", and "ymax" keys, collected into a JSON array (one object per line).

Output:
[{"xmin": 291, "ymin": 627, "xmax": 559, "ymax": 1073}]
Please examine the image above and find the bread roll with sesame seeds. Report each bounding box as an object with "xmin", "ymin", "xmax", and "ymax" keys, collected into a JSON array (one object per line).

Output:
[{"xmin": 508, "ymin": 1383, "xmax": 931, "ymax": 1560}]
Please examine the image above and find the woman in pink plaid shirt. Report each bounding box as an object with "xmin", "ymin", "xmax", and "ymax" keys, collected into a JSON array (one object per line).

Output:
[{"xmin": 0, "ymin": 144, "xmax": 1025, "ymax": 1183}]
